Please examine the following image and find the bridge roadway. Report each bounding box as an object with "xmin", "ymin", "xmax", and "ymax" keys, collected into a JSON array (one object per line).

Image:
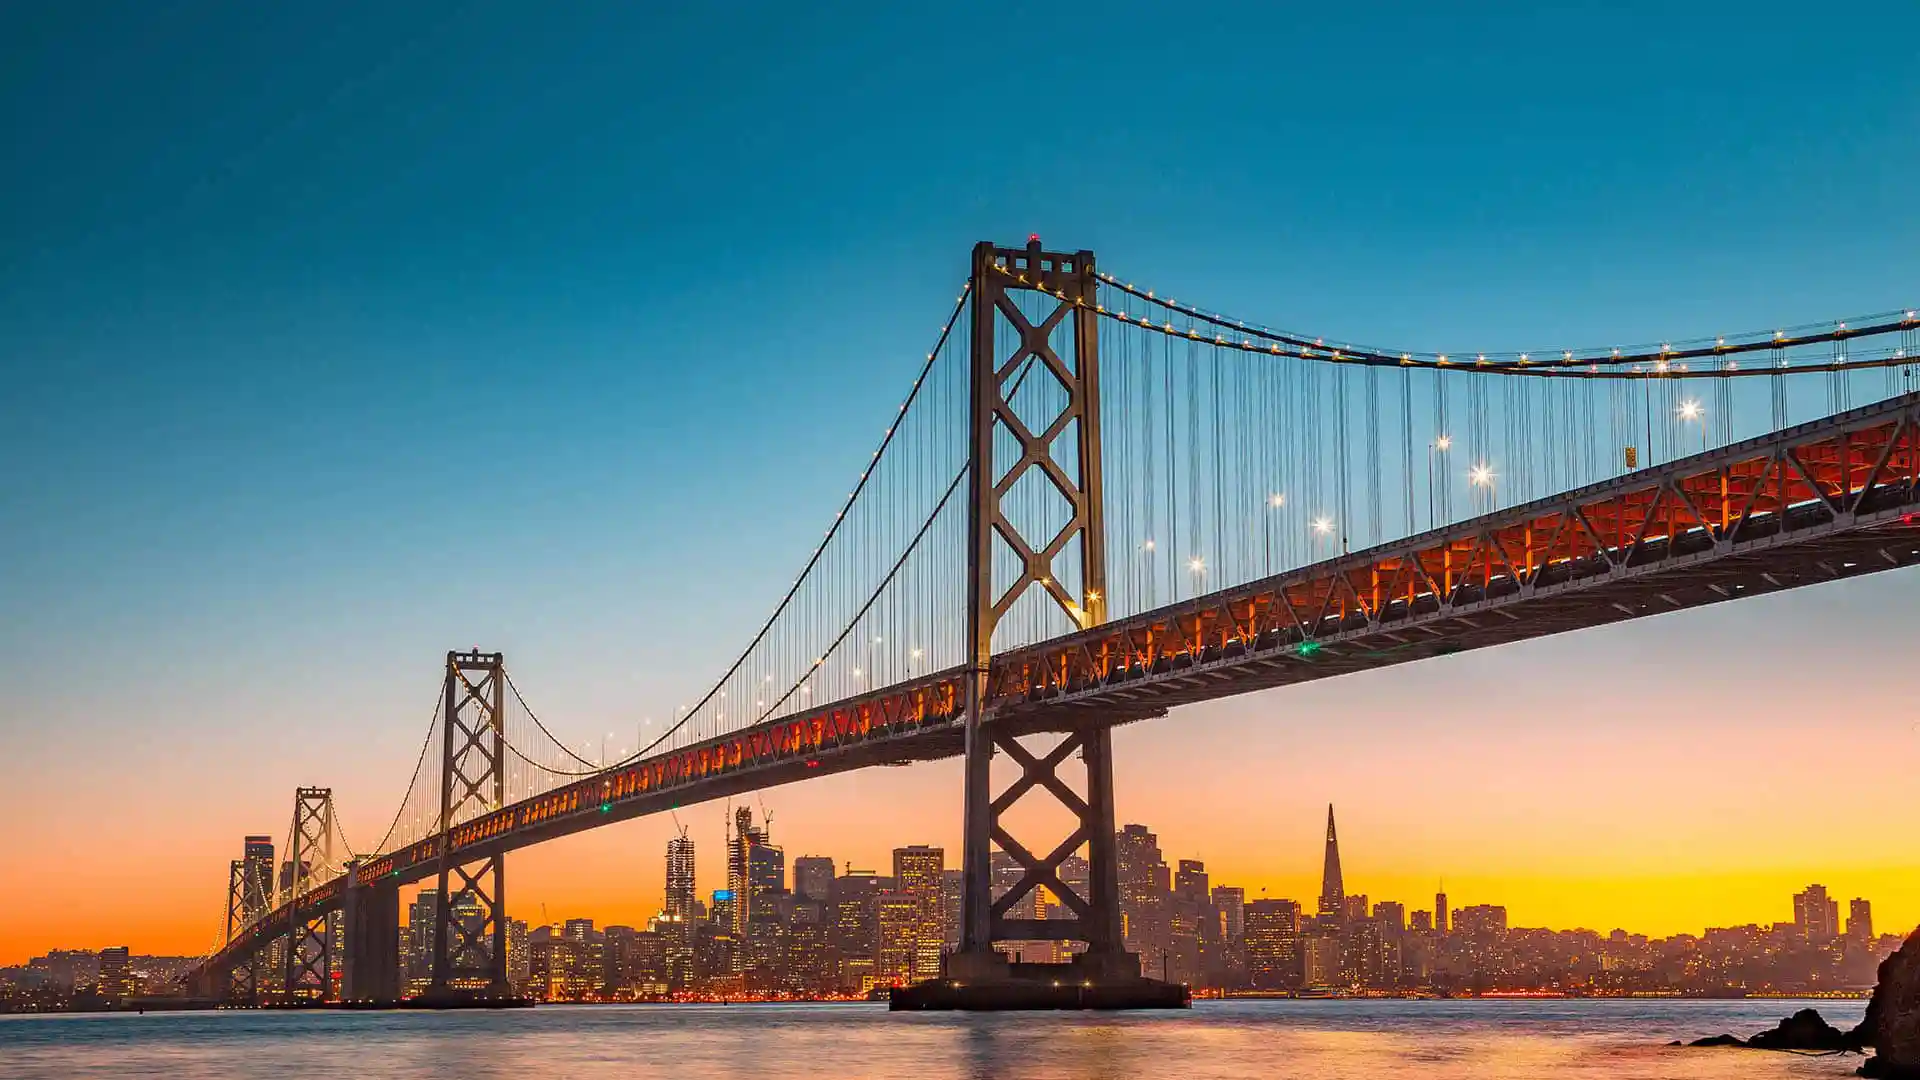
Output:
[{"xmin": 208, "ymin": 391, "xmax": 1920, "ymax": 975}]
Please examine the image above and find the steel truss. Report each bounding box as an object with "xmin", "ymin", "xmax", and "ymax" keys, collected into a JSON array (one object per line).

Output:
[
  {"xmin": 284, "ymin": 787, "xmax": 334, "ymax": 998},
  {"xmin": 983, "ymin": 391, "xmax": 1920, "ymax": 716},
  {"xmin": 431, "ymin": 651, "xmax": 509, "ymax": 996}
]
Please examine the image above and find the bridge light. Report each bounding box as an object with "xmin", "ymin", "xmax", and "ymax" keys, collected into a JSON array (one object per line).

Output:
[
  {"xmin": 1269, "ymin": 493, "xmax": 1286, "ymax": 508},
  {"xmin": 1470, "ymin": 464, "xmax": 1494, "ymax": 487},
  {"xmin": 1678, "ymin": 400, "xmax": 1702, "ymax": 421},
  {"xmin": 1142, "ymin": 539, "xmax": 1156, "ymax": 551},
  {"xmin": 1312, "ymin": 517, "xmax": 1333, "ymax": 534},
  {"xmin": 1297, "ymin": 641, "xmax": 1323, "ymax": 658},
  {"xmin": 1434, "ymin": 435, "xmax": 1451, "ymax": 451},
  {"xmin": 1188, "ymin": 557, "xmax": 1205, "ymax": 573}
]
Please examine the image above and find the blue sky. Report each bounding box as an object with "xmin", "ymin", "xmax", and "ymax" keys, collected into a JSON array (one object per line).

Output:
[{"xmin": 4, "ymin": 3, "xmax": 1919, "ymax": 956}]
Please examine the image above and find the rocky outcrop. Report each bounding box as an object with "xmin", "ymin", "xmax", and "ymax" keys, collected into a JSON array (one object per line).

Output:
[
  {"xmin": 1746, "ymin": 1008, "xmax": 1853, "ymax": 1051},
  {"xmin": 1687, "ymin": 1033, "xmax": 1745, "ymax": 1047},
  {"xmin": 1858, "ymin": 927, "xmax": 1920, "ymax": 1079}
]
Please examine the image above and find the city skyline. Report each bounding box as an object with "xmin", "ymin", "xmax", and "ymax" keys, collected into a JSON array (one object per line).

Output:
[
  {"xmin": 6, "ymin": 5, "xmax": 1920, "ymax": 975},
  {"xmin": 9, "ymin": 796, "xmax": 1908, "ymax": 972},
  {"xmin": 7, "ymin": 801, "xmax": 1902, "ymax": 1007}
]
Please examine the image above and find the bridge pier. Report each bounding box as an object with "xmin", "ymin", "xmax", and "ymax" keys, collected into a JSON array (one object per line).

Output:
[{"xmin": 340, "ymin": 869, "xmax": 402, "ymax": 1002}]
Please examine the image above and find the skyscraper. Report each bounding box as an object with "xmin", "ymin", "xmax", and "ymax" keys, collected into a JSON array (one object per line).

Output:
[
  {"xmin": 665, "ymin": 833, "xmax": 697, "ymax": 918},
  {"xmin": 794, "ymin": 856, "xmax": 836, "ymax": 905},
  {"xmin": 832, "ymin": 869, "xmax": 883, "ymax": 992},
  {"xmin": 664, "ymin": 832, "xmax": 696, "ymax": 989},
  {"xmin": 876, "ymin": 891, "xmax": 921, "ymax": 988},
  {"xmin": 1117, "ymin": 824, "xmax": 1171, "ymax": 977},
  {"xmin": 406, "ymin": 889, "xmax": 440, "ymax": 992},
  {"xmin": 1169, "ymin": 860, "xmax": 1210, "ymax": 986},
  {"xmin": 97, "ymin": 947, "xmax": 133, "ymax": 999},
  {"xmin": 893, "ymin": 846, "xmax": 945, "ymax": 982},
  {"xmin": 507, "ymin": 918, "xmax": 530, "ymax": 993},
  {"xmin": 1244, "ymin": 899, "xmax": 1301, "ymax": 990},
  {"xmin": 242, "ymin": 836, "xmax": 275, "ymax": 914},
  {"xmin": 941, "ymin": 868, "xmax": 964, "ymax": 954},
  {"xmin": 1848, "ymin": 899, "xmax": 1873, "ymax": 944},
  {"xmin": 1435, "ymin": 890, "xmax": 1450, "ymax": 937},
  {"xmin": 1318, "ymin": 804, "xmax": 1345, "ymax": 922},
  {"xmin": 727, "ymin": 804, "xmax": 786, "ymax": 979},
  {"xmin": 727, "ymin": 806, "xmax": 758, "ymax": 937},
  {"xmin": 1794, "ymin": 884, "xmax": 1840, "ymax": 943},
  {"xmin": 1212, "ymin": 886, "xmax": 1245, "ymax": 946}
]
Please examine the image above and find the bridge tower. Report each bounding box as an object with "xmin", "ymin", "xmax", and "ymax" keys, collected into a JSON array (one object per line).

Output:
[
  {"xmin": 929, "ymin": 239, "xmax": 1176, "ymax": 1007},
  {"xmin": 282, "ymin": 787, "xmax": 335, "ymax": 999},
  {"xmin": 429, "ymin": 650, "xmax": 510, "ymax": 998},
  {"xmin": 224, "ymin": 859, "xmax": 260, "ymax": 1001}
]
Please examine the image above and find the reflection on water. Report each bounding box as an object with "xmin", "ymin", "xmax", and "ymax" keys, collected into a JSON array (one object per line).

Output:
[{"xmin": 0, "ymin": 999, "xmax": 1872, "ymax": 1080}]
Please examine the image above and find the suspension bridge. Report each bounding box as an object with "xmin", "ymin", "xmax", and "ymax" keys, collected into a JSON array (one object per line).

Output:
[{"xmin": 184, "ymin": 238, "xmax": 1920, "ymax": 1006}]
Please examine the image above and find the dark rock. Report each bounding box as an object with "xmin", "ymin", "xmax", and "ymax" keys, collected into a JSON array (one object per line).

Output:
[
  {"xmin": 1689, "ymin": 1034, "xmax": 1745, "ymax": 1047},
  {"xmin": 1748, "ymin": 1007, "xmax": 1852, "ymax": 1051},
  {"xmin": 1857, "ymin": 927, "xmax": 1920, "ymax": 1079}
]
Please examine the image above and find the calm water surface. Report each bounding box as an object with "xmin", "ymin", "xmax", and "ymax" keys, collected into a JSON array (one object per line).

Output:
[{"xmin": 0, "ymin": 998, "xmax": 1871, "ymax": 1079}]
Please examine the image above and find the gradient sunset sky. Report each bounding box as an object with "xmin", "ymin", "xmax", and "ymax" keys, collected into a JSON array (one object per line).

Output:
[{"xmin": 5, "ymin": 4, "xmax": 1920, "ymax": 964}]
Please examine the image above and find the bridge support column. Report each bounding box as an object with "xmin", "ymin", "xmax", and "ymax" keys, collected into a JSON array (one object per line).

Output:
[
  {"xmin": 909, "ymin": 239, "xmax": 1182, "ymax": 1010},
  {"xmin": 429, "ymin": 651, "xmax": 511, "ymax": 999},
  {"xmin": 340, "ymin": 867, "xmax": 402, "ymax": 1002},
  {"xmin": 283, "ymin": 787, "xmax": 335, "ymax": 1000},
  {"xmin": 224, "ymin": 859, "xmax": 262, "ymax": 1002}
]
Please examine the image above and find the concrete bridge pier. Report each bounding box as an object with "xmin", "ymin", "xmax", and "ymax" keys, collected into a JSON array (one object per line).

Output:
[{"xmin": 340, "ymin": 871, "xmax": 402, "ymax": 1002}]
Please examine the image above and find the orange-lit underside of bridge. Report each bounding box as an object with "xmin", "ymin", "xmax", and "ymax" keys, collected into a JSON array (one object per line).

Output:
[{"xmin": 209, "ymin": 392, "xmax": 1920, "ymax": 975}]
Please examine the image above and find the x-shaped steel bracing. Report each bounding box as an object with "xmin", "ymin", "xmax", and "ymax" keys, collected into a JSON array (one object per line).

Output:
[
  {"xmin": 432, "ymin": 652, "xmax": 510, "ymax": 996},
  {"xmin": 960, "ymin": 241, "xmax": 1124, "ymax": 964},
  {"xmin": 283, "ymin": 787, "xmax": 335, "ymax": 998}
]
